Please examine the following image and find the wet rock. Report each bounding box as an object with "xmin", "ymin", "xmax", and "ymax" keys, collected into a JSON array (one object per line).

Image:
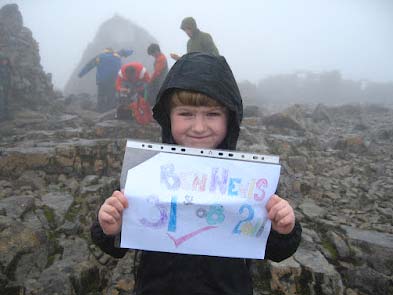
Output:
[
  {"xmin": 243, "ymin": 105, "xmax": 261, "ymax": 117},
  {"xmin": 0, "ymin": 216, "xmax": 48, "ymax": 287},
  {"xmin": 0, "ymin": 4, "xmax": 55, "ymax": 110},
  {"xmin": 334, "ymin": 136, "xmax": 368, "ymax": 154},
  {"xmin": 327, "ymin": 231, "xmax": 351, "ymax": 260},
  {"xmin": 287, "ymin": 155, "xmax": 309, "ymax": 173},
  {"xmin": 263, "ymin": 113, "xmax": 305, "ymax": 133},
  {"xmin": 341, "ymin": 225, "xmax": 393, "ymax": 276},
  {"xmin": 312, "ymin": 104, "xmax": 332, "ymax": 123},
  {"xmin": 299, "ymin": 199, "xmax": 326, "ymax": 219},
  {"xmin": 294, "ymin": 246, "xmax": 344, "ymax": 295},
  {"xmin": 16, "ymin": 170, "xmax": 47, "ymax": 191},
  {"xmin": 41, "ymin": 192, "xmax": 74, "ymax": 226},
  {"xmin": 269, "ymin": 257, "xmax": 302, "ymax": 294},
  {"xmin": 0, "ymin": 195, "xmax": 35, "ymax": 219}
]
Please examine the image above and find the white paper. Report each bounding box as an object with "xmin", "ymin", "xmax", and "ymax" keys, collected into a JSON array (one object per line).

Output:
[{"xmin": 121, "ymin": 152, "xmax": 281, "ymax": 259}]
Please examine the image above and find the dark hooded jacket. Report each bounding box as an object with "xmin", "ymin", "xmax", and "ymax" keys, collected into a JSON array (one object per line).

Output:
[{"xmin": 91, "ymin": 53, "xmax": 302, "ymax": 295}]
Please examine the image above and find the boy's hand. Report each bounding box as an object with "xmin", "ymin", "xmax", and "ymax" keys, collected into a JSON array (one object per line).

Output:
[
  {"xmin": 98, "ymin": 190, "xmax": 128, "ymax": 235},
  {"xmin": 266, "ymin": 194, "xmax": 295, "ymax": 234}
]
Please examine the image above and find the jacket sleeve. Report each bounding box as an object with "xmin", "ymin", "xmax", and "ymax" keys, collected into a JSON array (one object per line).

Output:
[
  {"xmin": 265, "ymin": 220, "xmax": 302, "ymax": 262},
  {"xmin": 90, "ymin": 220, "xmax": 128, "ymax": 258},
  {"xmin": 150, "ymin": 56, "xmax": 166, "ymax": 82},
  {"xmin": 202, "ymin": 33, "xmax": 219, "ymax": 56},
  {"xmin": 78, "ymin": 56, "xmax": 98, "ymax": 78}
]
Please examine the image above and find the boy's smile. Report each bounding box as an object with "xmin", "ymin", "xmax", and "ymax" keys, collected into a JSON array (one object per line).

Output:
[{"xmin": 170, "ymin": 105, "xmax": 228, "ymax": 149}]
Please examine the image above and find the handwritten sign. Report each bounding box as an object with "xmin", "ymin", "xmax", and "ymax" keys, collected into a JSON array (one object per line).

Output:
[{"xmin": 121, "ymin": 152, "xmax": 281, "ymax": 259}]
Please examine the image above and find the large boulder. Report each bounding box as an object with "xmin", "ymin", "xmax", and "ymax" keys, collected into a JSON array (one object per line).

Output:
[{"xmin": 0, "ymin": 4, "xmax": 55, "ymax": 109}]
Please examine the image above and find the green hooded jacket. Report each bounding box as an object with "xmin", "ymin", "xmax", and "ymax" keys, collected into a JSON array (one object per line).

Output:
[{"xmin": 181, "ymin": 17, "xmax": 220, "ymax": 56}]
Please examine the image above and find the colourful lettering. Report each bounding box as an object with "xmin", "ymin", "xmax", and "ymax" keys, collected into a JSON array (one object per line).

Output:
[
  {"xmin": 139, "ymin": 196, "xmax": 168, "ymax": 228},
  {"xmin": 254, "ymin": 178, "xmax": 268, "ymax": 201},
  {"xmin": 192, "ymin": 174, "xmax": 207, "ymax": 192},
  {"xmin": 228, "ymin": 178, "xmax": 241, "ymax": 196},
  {"xmin": 160, "ymin": 163, "xmax": 180, "ymax": 190},
  {"xmin": 209, "ymin": 168, "xmax": 229, "ymax": 195},
  {"xmin": 168, "ymin": 196, "xmax": 177, "ymax": 232},
  {"xmin": 233, "ymin": 204, "xmax": 254, "ymax": 234}
]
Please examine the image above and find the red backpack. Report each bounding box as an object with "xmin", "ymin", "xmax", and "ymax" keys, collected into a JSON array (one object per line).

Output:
[{"xmin": 129, "ymin": 95, "xmax": 153, "ymax": 125}]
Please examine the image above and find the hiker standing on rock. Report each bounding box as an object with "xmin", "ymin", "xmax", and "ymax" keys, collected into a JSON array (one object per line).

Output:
[
  {"xmin": 78, "ymin": 48, "xmax": 133, "ymax": 113},
  {"xmin": 0, "ymin": 53, "xmax": 12, "ymax": 121},
  {"xmin": 91, "ymin": 52, "xmax": 302, "ymax": 294},
  {"xmin": 170, "ymin": 17, "xmax": 220, "ymax": 61}
]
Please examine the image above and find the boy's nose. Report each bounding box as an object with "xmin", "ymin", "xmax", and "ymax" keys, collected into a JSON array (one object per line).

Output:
[{"xmin": 192, "ymin": 115, "xmax": 207, "ymax": 132}]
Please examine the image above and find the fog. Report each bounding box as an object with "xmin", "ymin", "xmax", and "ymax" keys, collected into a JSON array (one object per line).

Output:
[{"xmin": 2, "ymin": 0, "xmax": 393, "ymax": 90}]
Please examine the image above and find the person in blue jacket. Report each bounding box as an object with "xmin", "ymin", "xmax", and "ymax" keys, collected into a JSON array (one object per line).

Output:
[{"xmin": 78, "ymin": 48, "xmax": 133, "ymax": 112}]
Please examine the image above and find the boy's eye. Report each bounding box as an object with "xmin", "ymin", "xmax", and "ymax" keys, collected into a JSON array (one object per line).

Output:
[
  {"xmin": 178, "ymin": 112, "xmax": 193, "ymax": 116},
  {"xmin": 207, "ymin": 111, "xmax": 223, "ymax": 117}
]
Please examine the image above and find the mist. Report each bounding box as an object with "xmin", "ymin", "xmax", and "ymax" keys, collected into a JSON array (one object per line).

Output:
[{"xmin": 2, "ymin": 0, "xmax": 393, "ymax": 90}]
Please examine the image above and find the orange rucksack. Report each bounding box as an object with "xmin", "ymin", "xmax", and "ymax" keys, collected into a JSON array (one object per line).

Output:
[{"xmin": 129, "ymin": 96, "xmax": 153, "ymax": 125}]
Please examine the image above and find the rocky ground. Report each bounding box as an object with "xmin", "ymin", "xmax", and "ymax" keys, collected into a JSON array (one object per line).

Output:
[
  {"xmin": 1, "ymin": 3, "xmax": 392, "ymax": 294},
  {"xmin": 0, "ymin": 99, "xmax": 392, "ymax": 295}
]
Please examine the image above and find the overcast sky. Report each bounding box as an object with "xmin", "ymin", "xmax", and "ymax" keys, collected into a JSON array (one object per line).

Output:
[{"xmin": 2, "ymin": 0, "xmax": 393, "ymax": 90}]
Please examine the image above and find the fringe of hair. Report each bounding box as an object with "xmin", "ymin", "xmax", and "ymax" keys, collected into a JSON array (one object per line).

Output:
[{"xmin": 170, "ymin": 90, "xmax": 223, "ymax": 109}]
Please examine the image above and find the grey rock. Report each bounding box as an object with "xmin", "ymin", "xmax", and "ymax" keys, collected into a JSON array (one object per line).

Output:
[
  {"xmin": 294, "ymin": 246, "xmax": 344, "ymax": 295},
  {"xmin": 41, "ymin": 192, "xmax": 74, "ymax": 226},
  {"xmin": 341, "ymin": 225, "xmax": 393, "ymax": 276},
  {"xmin": 0, "ymin": 195, "xmax": 35, "ymax": 219},
  {"xmin": 299, "ymin": 199, "xmax": 326, "ymax": 219}
]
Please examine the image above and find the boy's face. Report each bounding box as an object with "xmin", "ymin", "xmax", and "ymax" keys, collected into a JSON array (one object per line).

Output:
[{"xmin": 170, "ymin": 105, "xmax": 228, "ymax": 149}]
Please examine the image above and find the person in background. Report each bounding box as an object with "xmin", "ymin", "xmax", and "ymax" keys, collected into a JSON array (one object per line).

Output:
[
  {"xmin": 78, "ymin": 48, "xmax": 133, "ymax": 112},
  {"xmin": 91, "ymin": 52, "xmax": 302, "ymax": 294},
  {"xmin": 170, "ymin": 17, "xmax": 219, "ymax": 61},
  {"xmin": 0, "ymin": 53, "xmax": 12, "ymax": 121},
  {"xmin": 115, "ymin": 62, "xmax": 151, "ymax": 121},
  {"xmin": 147, "ymin": 43, "xmax": 168, "ymax": 105}
]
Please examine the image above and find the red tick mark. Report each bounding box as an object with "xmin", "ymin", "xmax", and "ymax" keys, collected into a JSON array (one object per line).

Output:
[{"xmin": 167, "ymin": 226, "xmax": 217, "ymax": 247}]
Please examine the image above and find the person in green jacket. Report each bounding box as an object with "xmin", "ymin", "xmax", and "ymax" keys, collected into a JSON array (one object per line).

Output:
[{"xmin": 170, "ymin": 17, "xmax": 219, "ymax": 61}]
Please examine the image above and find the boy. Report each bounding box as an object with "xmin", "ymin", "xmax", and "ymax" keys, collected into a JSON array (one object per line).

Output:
[{"xmin": 91, "ymin": 52, "xmax": 302, "ymax": 294}]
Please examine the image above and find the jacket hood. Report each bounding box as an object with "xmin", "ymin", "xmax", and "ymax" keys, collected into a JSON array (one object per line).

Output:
[
  {"xmin": 153, "ymin": 52, "xmax": 243, "ymax": 150},
  {"xmin": 180, "ymin": 17, "xmax": 197, "ymax": 31}
]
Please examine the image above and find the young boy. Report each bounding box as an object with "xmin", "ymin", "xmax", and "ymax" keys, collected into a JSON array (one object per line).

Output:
[{"xmin": 91, "ymin": 52, "xmax": 302, "ymax": 295}]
